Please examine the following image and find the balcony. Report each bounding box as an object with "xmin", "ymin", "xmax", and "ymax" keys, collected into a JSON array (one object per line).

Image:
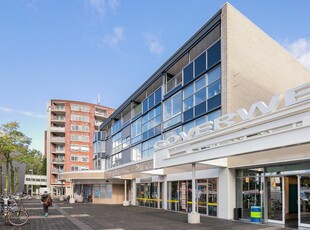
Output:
[
  {"xmin": 51, "ymin": 137, "xmax": 65, "ymax": 143},
  {"xmin": 95, "ymin": 111, "xmax": 108, "ymax": 118},
  {"xmin": 52, "ymin": 180, "xmax": 65, "ymax": 185},
  {"xmin": 52, "ymin": 157, "xmax": 65, "ymax": 164},
  {"xmin": 51, "ymin": 116, "xmax": 65, "ymax": 123},
  {"xmin": 53, "ymin": 148, "xmax": 65, "ymax": 154},
  {"xmin": 51, "ymin": 127, "xmax": 65, "ymax": 133},
  {"xmin": 51, "ymin": 105, "xmax": 66, "ymax": 113},
  {"xmin": 95, "ymin": 121, "xmax": 103, "ymax": 127},
  {"xmin": 51, "ymin": 168, "xmax": 64, "ymax": 174}
]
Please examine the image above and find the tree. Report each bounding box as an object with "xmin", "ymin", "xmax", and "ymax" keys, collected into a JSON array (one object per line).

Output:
[
  {"xmin": 17, "ymin": 149, "xmax": 44, "ymax": 175},
  {"xmin": 0, "ymin": 121, "xmax": 31, "ymax": 193}
]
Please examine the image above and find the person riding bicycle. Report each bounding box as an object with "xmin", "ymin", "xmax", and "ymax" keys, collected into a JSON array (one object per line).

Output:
[{"xmin": 41, "ymin": 191, "xmax": 52, "ymax": 217}]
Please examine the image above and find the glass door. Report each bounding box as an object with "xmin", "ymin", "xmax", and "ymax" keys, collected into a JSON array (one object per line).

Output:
[
  {"xmin": 267, "ymin": 176, "xmax": 284, "ymax": 224},
  {"xmin": 299, "ymin": 175, "xmax": 310, "ymax": 228}
]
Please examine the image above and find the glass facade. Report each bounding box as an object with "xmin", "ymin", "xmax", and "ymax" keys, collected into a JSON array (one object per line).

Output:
[
  {"xmin": 136, "ymin": 182, "xmax": 162, "ymax": 208},
  {"xmin": 98, "ymin": 26, "xmax": 221, "ymax": 171},
  {"xmin": 165, "ymin": 178, "xmax": 218, "ymax": 216}
]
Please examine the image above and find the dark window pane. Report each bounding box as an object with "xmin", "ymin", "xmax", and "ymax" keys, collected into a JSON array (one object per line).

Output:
[
  {"xmin": 149, "ymin": 95, "xmax": 155, "ymax": 109},
  {"xmin": 183, "ymin": 108, "xmax": 194, "ymax": 122},
  {"xmin": 195, "ymin": 52, "xmax": 206, "ymax": 78},
  {"xmin": 207, "ymin": 40, "xmax": 221, "ymax": 68},
  {"xmin": 183, "ymin": 63, "xmax": 193, "ymax": 85},
  {"xmin": 143, "ymin": 99, "xmax": 148, "ymax": 113},
  {"xmin": 195, "ymin": 102, "xmax": 207, "ymax": 117},
  {"xmin": 207, "ymin": 93, "xmax": 221, "ymax": 111},
  {"xmin": 155, "ymin": 88, "xmax": 162, "ymax": 104}
]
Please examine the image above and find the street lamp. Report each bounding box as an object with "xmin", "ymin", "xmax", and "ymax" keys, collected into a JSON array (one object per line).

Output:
[{"xmin": 29, "ymin": 169, "xmax": 33, "ymax": 197}]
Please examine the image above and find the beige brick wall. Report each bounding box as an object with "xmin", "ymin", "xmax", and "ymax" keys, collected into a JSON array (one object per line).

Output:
[
  {"xmin": 93, "ymin": 184, "xmax": 124, "ymax": 204},
  {"xmin": 221, "ymin": 3, "xmax": 310, "ymax": 115}
]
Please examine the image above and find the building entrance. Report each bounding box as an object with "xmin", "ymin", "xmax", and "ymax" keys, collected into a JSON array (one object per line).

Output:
[{"xmin": 237, "ymin": 164, "xmax": 310, "ymax": 228}]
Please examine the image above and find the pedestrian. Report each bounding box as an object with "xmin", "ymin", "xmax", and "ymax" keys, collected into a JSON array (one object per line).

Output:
[{"xmin": 41, "ymin": 190, "xmax": 52, "ymax": 217}]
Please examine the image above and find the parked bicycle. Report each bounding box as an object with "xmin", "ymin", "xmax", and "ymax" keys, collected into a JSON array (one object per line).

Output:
[{"xmin": 0, "ymin": 194, "xmax": 29, "ymax": 226}]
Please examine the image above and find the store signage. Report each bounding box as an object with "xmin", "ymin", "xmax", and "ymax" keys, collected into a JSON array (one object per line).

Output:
[{"xmin": 154, "ymin": 82, "xmax": 310, "ymax": 149}]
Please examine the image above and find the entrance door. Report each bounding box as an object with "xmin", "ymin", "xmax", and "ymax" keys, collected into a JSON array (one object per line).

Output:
[
  {"xmin": 299, "ymin": 175, "xmax": 310, "ymax": 228},
  {"xmin": 267, "ymin": 176, "xmax": 284, "ymax": 224}
]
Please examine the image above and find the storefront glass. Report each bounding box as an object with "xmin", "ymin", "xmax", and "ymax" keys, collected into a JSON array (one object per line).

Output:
[
  {"xmin": 136, "ymin": 182, "xmax": 162, "ymax": 208},
  {"xmin": 167, "ymin": 178, "xmax": 217, "ymax": 216},
  {"xmin": 300, "ymin": 176, "xmax": 310, "ymax": 225},
  {"xmin": 267, "ymin": 177, "xmax": 283, "ymax": 222},
  {"xmin": 236, "ymin": 168, "xmax": 264, "ymax": 220},
  {"xmin": 167, "ymin": 181, "xmax": 178, "ymax": 211}
]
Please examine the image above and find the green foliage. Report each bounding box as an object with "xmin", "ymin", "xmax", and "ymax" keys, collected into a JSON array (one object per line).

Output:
[
  {"xmin": 17, "ymin": 149, "xmax": 44, "ymax": 175},
  {"xmin": 0, "ymin": 121, "xmax": 44, "ymax": 192},
  {"xmin": 41, "ymin": 157, "xmax": 47, "ymax": 175},
  {"xmin": 0, "ymin": 121, "xmax": 31, "ymax": 159}
]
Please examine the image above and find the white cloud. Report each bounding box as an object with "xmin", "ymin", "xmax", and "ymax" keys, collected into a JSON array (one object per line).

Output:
[
  {"xmin": 103, "ymin": 26, "xmax": 125, "ymax": 48},
  {"xmin": 144, "ymin": 33, "xmax": 164, "ymax": 56},
  {"xmin": 108, "ymin": 0, "xmax": 120, "ymax": 11},
  {"xmin": 286, "ymin": 38, "xmax": 310, "ymax": 69},
  {"xmin": 86, "ymin": 0, "xmax": 120, "ymax": 18},
  {"xmin": 87, "ymin": 0, "xmax": 106, "ymax": 17},
  {"xmin": 19, "ymin": 111, "xmax": 46, "ymax": 119},
  {"xmin": 0, "ymin": 107, "xmax": 13, "ymax": 113},
  {"xmin": 0, "ymin": 106, "xmax": 45, "ymax": 119}
]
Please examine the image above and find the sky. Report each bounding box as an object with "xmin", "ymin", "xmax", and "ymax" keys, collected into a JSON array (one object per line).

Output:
[{"xmin": 0, "ymin": 0, "xmax": 309, "ymax": 154}]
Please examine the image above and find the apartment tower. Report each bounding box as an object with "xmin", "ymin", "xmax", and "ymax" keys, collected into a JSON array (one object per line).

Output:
[{"xmin": 46, "ymin": 100, "xmax": 114, "ymax": 196}]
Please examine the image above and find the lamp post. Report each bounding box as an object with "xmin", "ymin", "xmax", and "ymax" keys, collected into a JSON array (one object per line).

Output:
[{"xmin": 29, "ymin": 169, "xmax": 33, "ymax": 197}]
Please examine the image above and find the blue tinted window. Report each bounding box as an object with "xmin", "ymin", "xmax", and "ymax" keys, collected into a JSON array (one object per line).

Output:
[
  {"xmin": 154, "ymin": 125, "xmax": 161, "ymax": 136},
  {"xmin": 208, "ymin": 80, "xmax": 221, "ymax": 98},
  {"xmin": 155, "ymin": 88, "xmax": 162, "ymax": 104},
  {"xmin": 208, "ymin": 66, "xmax": 221, "ymax": 84},
  {"xmin": 142, "ymin": 99, "xmax": 148, "ymax": 113},
  {"xmin": 183, "ymin": 63, "xmax": 193, "ymax": 85},
  {"xmin": 207, "ymin": 40, "xmax": 221, "ymax": 68},
  {"xmin": 148, "ymin": 128, "xmax": 155, "ymax": 138},
  {"xmin": 142, "ymin": 132, "xmax": 148, "ymax": 140},
  {"xmin": 195, "ymin": 102, "xmax": 206, "ymax": 117},
  {"xmin": 195, "ymin": 52, "xmax": 206, "ymax": 78},
  {"xmin": 207, "ymin": 94, "xmax": 221, "ymax": 111},
  {"xmin": 208, "ymin": 109, "xmax": 221, "ymax": 122},
  {"xmin": 149, "ymin": 95, "xmax": 155, "ymax": 109},
  {"xmin": 183, "ymin": 108, "xmax": 194, "ymax": 122}
]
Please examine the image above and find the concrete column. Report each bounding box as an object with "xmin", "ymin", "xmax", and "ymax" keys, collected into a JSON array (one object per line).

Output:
[
  {"xmin": 69, "ymin": 180, "xmax": 75, "ymax": 203},
  {"xmin": 218, "ymin": 168, "xmax": 236, "ymax": 219},
  {"xmin": 157, "ymin": 181, "xmax": 160, "ymax": 209},
  {"xmin": 123, "ymin": 180, "xmax": 129, "ymax": 206},
  {"xmin": 163, "ymin": 175, "xmax": 167, "ymax": 210},
  {"xmin": 188, "ymin": 163, "xmax": 200, "ymax": 224},
  {"xmin": 131, "ymin": 179, "xmax": 137, "ymax": 206}
]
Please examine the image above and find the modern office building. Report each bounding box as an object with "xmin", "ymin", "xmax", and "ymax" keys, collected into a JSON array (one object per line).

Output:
[
  {"xmin": 59, "ymin": 3, "xmax": 310, "ymax": 228},
  {"xmin": 46, "ymin": 99, "xmax": 114, "ymax": 197}
]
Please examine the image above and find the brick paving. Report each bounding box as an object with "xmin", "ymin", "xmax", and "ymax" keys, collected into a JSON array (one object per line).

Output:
[{"xmin": 0, "ymin": 199, "xmax": 294, "ymax": 230}]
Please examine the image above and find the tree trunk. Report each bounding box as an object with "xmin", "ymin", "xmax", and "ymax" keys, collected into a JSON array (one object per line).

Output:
[
  {"xmin": 5, "ymin": 158, "xmax": 9, "ymax": 192},
  {"xmin": 14, "ymin": 166, "xmax": 19, "ymax": 193},
  {"xmin": 10, "ymin": 161, "xmax": 14, "ymax": 193}
]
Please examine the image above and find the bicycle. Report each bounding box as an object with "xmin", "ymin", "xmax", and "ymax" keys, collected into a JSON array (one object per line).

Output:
[{"xmin": 1, "ymin": 197, "xmax": 29, "ymax": 226}]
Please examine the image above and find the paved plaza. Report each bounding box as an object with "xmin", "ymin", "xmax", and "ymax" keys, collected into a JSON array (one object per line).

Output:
[{"xmin": 0, "ymin": 199, "xmax": 294, "ymax": 230}]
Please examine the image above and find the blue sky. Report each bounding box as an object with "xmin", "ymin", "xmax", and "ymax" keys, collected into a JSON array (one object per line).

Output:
[{"xmin": 0, "ymin": 0, "xmax": 309, "ymax": 154}]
